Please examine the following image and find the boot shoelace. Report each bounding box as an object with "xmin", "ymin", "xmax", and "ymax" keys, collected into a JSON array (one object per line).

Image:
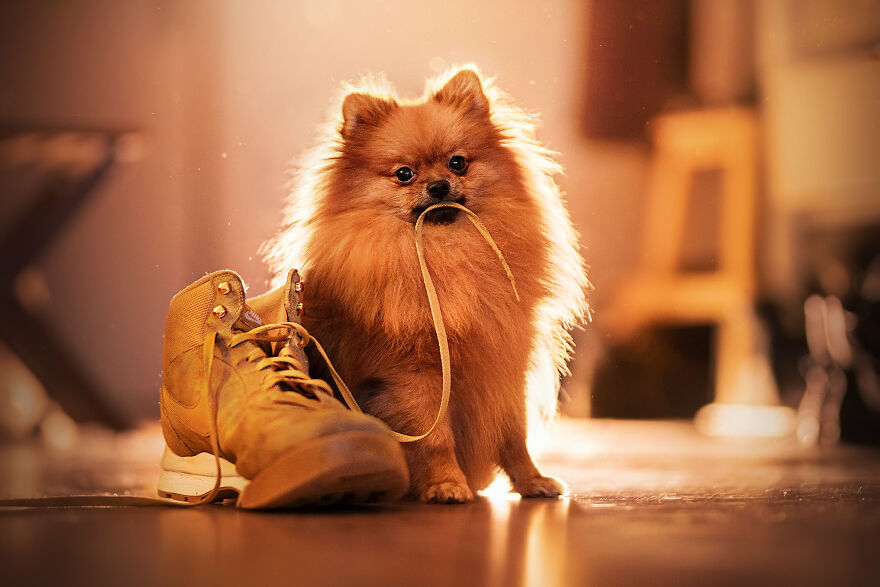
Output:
[
  {"xmin": 195, "ymin": 201, "xmax": 518, "ymax": 505},
  {"xmin": 195, "ymin": 321, "xmax": 339, "ymax": 505},
  {"xmin": 237, "ymin": 323, "xmax": 335, "ymax": 403}
]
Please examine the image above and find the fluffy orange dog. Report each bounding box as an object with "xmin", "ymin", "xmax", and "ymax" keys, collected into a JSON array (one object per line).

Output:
[{"xmin": 264, "ymin": 67, "xmax": 588, "ymax": 503}]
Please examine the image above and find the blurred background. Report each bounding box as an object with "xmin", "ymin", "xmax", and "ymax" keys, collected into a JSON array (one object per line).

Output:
[{"xmin": 1, "ymin": 0, "xmax": 878, "ymax": 446}]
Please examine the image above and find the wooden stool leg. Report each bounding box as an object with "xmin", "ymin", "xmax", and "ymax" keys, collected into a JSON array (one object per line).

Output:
[
  {"xmin": 715, "ymin": 305, "xmax": 756, "ymax": 404},
  {"xmin": 698, "ymin": 306, "xmax": 796, "ymax": 437}
]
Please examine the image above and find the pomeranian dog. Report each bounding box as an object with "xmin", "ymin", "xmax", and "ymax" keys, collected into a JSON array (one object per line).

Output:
[{"xmin": 264, "ymin": 67, "xmax": 588, "ymax": 503}]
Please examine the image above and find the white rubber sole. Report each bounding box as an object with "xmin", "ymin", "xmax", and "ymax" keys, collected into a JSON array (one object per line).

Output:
[{"xmin": 157, "ymin": 446, "xmax": 247, "ymax": 503}]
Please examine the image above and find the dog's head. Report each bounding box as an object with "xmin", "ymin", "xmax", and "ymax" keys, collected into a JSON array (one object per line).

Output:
[{"xmin": 330, "ymin": 68, "xmax": 520, "ymax": 225}]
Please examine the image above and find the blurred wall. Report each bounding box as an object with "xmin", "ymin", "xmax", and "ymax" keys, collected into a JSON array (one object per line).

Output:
[
  {"xmin": 0, "ymin": 1, "xmax": 224, "ymax": 419},
  {"xmin": 757, "ymin": 0, "xmax": 880, "ymax": 306}
]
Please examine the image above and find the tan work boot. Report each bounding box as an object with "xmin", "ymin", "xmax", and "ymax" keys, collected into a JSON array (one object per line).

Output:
[{"xmin": 157, "ymin": 269, "xmax": 409, "ymax": 508}]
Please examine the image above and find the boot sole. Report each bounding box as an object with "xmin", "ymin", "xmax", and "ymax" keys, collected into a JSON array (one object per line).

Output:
[
  {"xmin": 158, "ymin": 431, "xmax": 409, "ymax": 509},
  {"xmin": 158, "ymin": 448, "xmax": 247, "ymax": 503}
]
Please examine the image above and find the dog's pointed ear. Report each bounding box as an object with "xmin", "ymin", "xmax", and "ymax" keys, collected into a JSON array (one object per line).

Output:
[
  {"xmin": 433, "ymin": 69, "xmax": 489, "ymax": 115},
  {"xmin": 341, "ymin": 93, "xmax": 397, "ymax": 138}
]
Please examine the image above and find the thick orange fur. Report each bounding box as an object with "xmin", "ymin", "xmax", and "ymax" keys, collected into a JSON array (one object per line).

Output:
[{"xmin": 263, "ymin": 67, "xmax": 589, "ymax": 503}]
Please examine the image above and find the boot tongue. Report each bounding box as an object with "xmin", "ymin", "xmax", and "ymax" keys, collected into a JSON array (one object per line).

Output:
[
  {"xmin": 232, "ymin": 303, "xmax": 274, "ymax": 356},
  {"xmin": 246, "ymin": 269, "xmax": 309, "ymax": 370},
  {"xmin": 233, "ymin": 303, "xmax": 264, "ymax": 332}
]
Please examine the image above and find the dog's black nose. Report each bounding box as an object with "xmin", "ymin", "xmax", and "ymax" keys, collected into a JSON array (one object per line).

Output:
[{"xmin": 426, "ymin": 180, "xmax": 451, "ymax": 200}]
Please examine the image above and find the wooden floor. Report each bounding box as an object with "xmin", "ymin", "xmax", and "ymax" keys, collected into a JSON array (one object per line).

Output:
[{"xmin": 1, "ymin": 419, "xmax": 878, "ymax": 586}]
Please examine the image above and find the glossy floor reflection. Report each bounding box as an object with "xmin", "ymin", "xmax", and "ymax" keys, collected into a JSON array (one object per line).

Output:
[{"xmin": 1, "ymin": 419, "xmax": 878, "ymax": 586}]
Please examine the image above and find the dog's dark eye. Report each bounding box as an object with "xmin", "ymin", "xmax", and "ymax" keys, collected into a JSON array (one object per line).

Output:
[
  {"xmin": 448, "ymin": 156, "xmax": 467, "ymax": 173},
  {"xmin": 394, "ymin": 167, "xmax": 415, "ymax": 183}
]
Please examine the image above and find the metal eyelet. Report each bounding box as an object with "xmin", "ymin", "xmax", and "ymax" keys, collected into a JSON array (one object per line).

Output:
[
  {"xmin": 294, "ymin": 281, "xmax": 303, "ymax": 293},
  {"xmin": 217, "ymin": 281, "xmax": 231, "ymax": 295},
  {"xmin": 212, "ymin": 305, "xmax": 227, "ymax": 318}
]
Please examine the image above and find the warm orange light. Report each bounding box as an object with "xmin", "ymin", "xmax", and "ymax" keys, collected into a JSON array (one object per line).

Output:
[{"xmin": 695, "ymin": 403, "xmax": 797, "ymax": 438}]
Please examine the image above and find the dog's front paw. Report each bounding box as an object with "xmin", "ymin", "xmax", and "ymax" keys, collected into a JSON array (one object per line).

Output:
[
  {"xmin": 513, "ymin": 475, "xmax": 565, "ymax": 498},
  {"xmin": 418, "ymin": 481, "xmax": 474, "ymax": 504}
]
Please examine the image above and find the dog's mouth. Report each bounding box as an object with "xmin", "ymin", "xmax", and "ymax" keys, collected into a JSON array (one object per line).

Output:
[{"xmin": 412, "ymin": 198, "xmax": 466, "ymax": 225}]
